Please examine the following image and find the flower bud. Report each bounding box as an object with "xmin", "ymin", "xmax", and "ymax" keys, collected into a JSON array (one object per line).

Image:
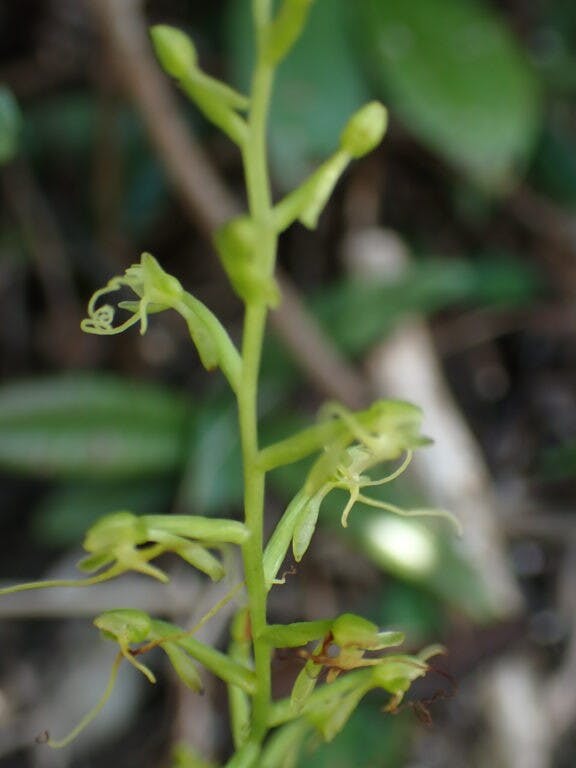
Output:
[
  {"xmin": 94, "ymin": 608, "xmax": 152, "ymax": 645},
  {"xmin": 339, "ymin": 101, "xmax": 388, "ymax": 159},
  {"xmin": 331, "ymin": 613, "xmax": 379, "ymax": 648},
  {"xmin": 83, "ymin": 511, "xmax": 147, "ymax": 553},
  {"xmin": 150, "ymin": 25, "xmax": 197, "ymax": 79}
]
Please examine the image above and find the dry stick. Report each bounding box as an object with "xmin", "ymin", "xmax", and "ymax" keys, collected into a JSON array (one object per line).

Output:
[
  {"xmin": 508, "ymin": 185, "xmax": 576, "ymax": 737},
  {"xmin": 0, "ymin": 573, "xmax": 204, "ymax": 620},
  {"xmin": 88, "ymin": 0, "xmax": 368, "ymax": 410},
  {"xmin": 1, "ymin": 161, "xmax": 88, "ymax": 367},
  {"xmin": 545, "ymin": 544, "xmax": 576, "ymax": 739}
]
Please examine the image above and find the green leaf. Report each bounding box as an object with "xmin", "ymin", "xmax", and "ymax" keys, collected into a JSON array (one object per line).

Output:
[
  {"xmin": 225, "ymin": 0, "xmax": 369, "ymax": 189},
  {"xmin": 357, "ymin": 0, "xmax": 541, "ymax": 190},
  {"xmin": 529, "ymin": 121, "xmax": 576, "ymax": 206},
  {"xmin": 180, "ymin": 399, "xmax": 243, "ymax": 515},
  {"xmin": 312, "ymin": 256, "xmax": 539, "ymax": 356},
  {"xmin": 31, "ymin": 478, "xmax": 173, "ymax": 546},
  {"xmin": 540, "ymin": 439, "xmax": 576, "ymax": 481},
  {"xmin": 0, "ymin": 374, "xmax": 190, "ymax": 479},
  {"xmin": 299, "ymin": 702, "xmax": 412, "ymax": 768},
  {"xmin": 0, "ymin": 86, "xmax": 21, "ymax": 164}
]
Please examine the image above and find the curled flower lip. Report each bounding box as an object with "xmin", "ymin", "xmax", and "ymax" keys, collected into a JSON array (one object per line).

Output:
[
  {"xmin": 81, "ymin": 253, "xmax": 183, "ymax": 336},
  {"xmin": 81, "ymin": 283, "xmax": 145, "ymax": 335},
  {"xmin": 80, "ymin": 252, "xmax": 242, "ymax": 392}
]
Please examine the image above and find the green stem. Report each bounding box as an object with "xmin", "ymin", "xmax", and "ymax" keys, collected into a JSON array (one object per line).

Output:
[
  {"xmin": 252, "ymin": 0, "xmax": 272, "ymax": 34},
  {"xmin": 239, "ymin": 304, "xmax": 270, "ymax": 740},
  {"xmin": 237, "ymin": 19, "xmax": 276, "ymax": 746}
]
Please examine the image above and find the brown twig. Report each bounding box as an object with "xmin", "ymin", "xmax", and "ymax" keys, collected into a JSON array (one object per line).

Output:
[
  {"xmin": 87, "ymin": 0, "xmax": 368, "ymax": 409},
  {"xmin": 1, "ymin": 161, "xmax": 89, "ymax": 367},
  {"xmin": 545, "ymin": 544, "xmax": 576, "ymax": 738}
]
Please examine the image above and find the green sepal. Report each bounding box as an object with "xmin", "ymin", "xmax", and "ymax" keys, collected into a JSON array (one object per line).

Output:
[
  {"xmin": 273, "ymin": 149, "xmax": 349, "ymax": 232},
  {"xmin": 175, "ymin": 542, "xmax": 225, "ymax": 582},
  {"xmin": 290, "ymin": 657, "xmax": 322, "ymax": 712},
  {"xmin": 162, "ymin": 641, "xmax": 204, "ymax": 692},
  {"xmin": 179, "ymin": 77, "xmax": 248, "ymax": 146},
  {"xmin": 265, "ymin": 0, "xmax": 315, "ymax": 65},
  {"xmin": 305, "ymin": 683, "xmax": 368, "ymax": 742},
  {"xmin": 76, "ymin": 551, "xmax": 115, "ymax": 574},
  {"xmin": 291, "ymin": 489, "xmax": 326, "ymax": 562},
  {"xmin": 262, "ymin": 620, "xmax": 331, "ymax": 648},
  {"xmin": 150, "ymin": 619, "xmax": 257, "ymax": 694},
  {"xmin": 143, "ymin": 515, "xmax": 250, "ymax": 545},
  {"xmin": 370, "ymin": 652, "xmax": 431, "ymax": 698},
  {"xmin": 263, "ymin": 488, "xmax": 307, "ymax": 588}
]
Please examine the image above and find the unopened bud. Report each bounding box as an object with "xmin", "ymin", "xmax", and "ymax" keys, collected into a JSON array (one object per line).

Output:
[
  {"xmin": 150, "ymin": 25, "xmax": 197, "ymax": 79},
  {"xmin": 339, "ymin": 101, "xmax": 388, "ymax": 159}
]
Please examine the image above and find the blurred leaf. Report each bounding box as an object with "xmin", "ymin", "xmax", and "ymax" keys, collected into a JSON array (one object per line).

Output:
[
  {"xmin": 0, "ymin": 374, "xmax": 190, "ymax": 479},
  {"xmin": 0, "ymin": 86, "xmax": 21, "ymax": 164},
  {"xmin": 299, "ymin": 702, "xmax": 412, "ymax": 768},
  {"xmin": 31, "ymin": 478, "xmax": 174, "ymax": 546},
  {"xmin": 23, "ymin": 92, "xmax": 97, "ymax": 160},
  {"xmin": 313, "ymin": 257, "xmax": 539, "ymax": 356},
  {"xmin": 357, "ymin": 0, "xmax": 541, "ymax": 190},
  {"xmin": 119, "ymin": 107, "xmax": 171, "ymax": 237},
  {"xmin": 539, "ymin": 440, "xmax": 576, "ymax": 481},
  {"xmin": 378, "ymin": 582, "xmax": 444, "ymax": 642},
  {"xmin": 179, "ymin": 398, "xmax": 243, "ymax": 515},
  {"xmin": 529, "ymin": 122, "xmax": 576, "ymax": 205},
  {"xmin": 23, "ymin": 95, "xmax": 169, "ymax": 238},
  {"xmin": 260, "ymin": 255, "xmax": 538, "ymax": 397},
  {"xmin": 225, "ymin": 0, "xmax": 369, "ymax": 189},
  {"xmin": 351, "ymin": 497, "xmax": 493, "ymax": 621}
]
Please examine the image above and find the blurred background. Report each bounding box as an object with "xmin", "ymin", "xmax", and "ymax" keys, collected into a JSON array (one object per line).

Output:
[{"xmin": 1, "ymin": 0, "xmax": 576, "ymax": 766}]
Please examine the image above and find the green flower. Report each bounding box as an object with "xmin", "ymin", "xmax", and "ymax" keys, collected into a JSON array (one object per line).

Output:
[
  {"xmin": 81, "ymin": 252, "xmax": 242, "ymax": 392},
  {"xmin": 78, "ymin": 511, "xmax": 249, "ymax": 584}
]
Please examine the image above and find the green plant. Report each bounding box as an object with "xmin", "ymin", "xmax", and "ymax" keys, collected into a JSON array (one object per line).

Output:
[{"xmin": 1, "ymin": 3, "xmax": 458, "ymax": 765}]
